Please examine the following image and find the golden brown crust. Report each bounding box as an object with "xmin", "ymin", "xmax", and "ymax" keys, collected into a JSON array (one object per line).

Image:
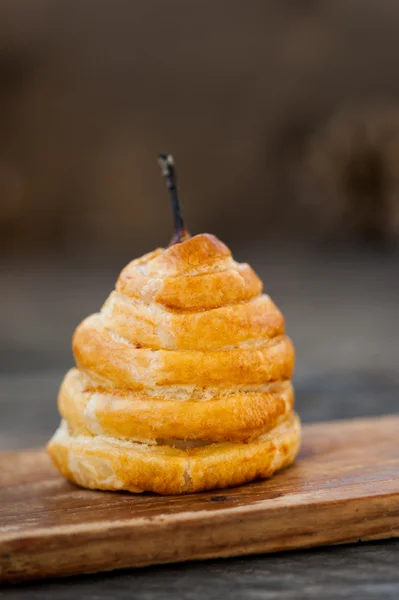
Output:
[
  {"xmin": 47, "ymin": 413, "xmax": 301, "ymax": 495},
  {"xmin": 58, "ymin": 369, "xmax": 294, "ymax": 443},
  {"xmin": 141, "ymin": 233, "xmax": 232, "ymax": 276},
  {"xmin": 73, "ymin": 316, "xmax": 294, "ymax": 388},
  {"xmin": 101, "ymin": 292, "xmax": 284, "ymax": 351},
  {"xmin": 48, "ymin": 233, "xmax": 300, "ymax": 494},
  {"xmin": 117, "ymin": 234, "xmax": 263, "ymax": 311}
]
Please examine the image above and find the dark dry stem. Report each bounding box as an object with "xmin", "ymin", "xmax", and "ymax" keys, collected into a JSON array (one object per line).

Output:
[{"xmin": 158, "ymin": 153, "xmax": 190, "ymax": 245}]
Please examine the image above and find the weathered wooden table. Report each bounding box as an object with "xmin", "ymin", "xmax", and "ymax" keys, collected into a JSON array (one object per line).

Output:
[{"xmin": 1, "ymin": 247, "xmax": 399, "ymax": 598}]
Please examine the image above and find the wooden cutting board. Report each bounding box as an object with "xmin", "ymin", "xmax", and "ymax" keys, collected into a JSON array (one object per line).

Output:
[{"xmin": 1, "ymin": 415, "xmax": 399, "ymax": 584}]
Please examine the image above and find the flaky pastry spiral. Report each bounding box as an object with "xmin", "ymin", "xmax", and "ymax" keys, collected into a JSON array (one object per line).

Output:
[{"xmin": 47, "ymin": 234, "xmax": 300, "ymax": 494}]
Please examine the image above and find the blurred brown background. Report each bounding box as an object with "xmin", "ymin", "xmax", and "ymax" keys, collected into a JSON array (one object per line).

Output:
[
  {"xmin": 1, "ymin": 1, "xmax": 399, "ymax": 450},
  {"xmin": 2, "ymin": 0, "xmax": 399, "ymax": 255}
]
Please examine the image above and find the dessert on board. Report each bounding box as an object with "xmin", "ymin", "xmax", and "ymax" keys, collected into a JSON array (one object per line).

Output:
[{"xmin": 47, "ymin": 155, "xmax": 300, "ymax": 494}]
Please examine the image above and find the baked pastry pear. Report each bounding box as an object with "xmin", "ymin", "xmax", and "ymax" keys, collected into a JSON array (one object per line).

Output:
[{"xmin": 47, "ymin": 156, "xmax": 300, "ymax": 494}]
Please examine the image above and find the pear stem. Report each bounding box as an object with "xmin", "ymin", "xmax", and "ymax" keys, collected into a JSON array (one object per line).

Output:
[{"xmin": 158, "ymin": 153, "xmax": 190, "ymax": 245}]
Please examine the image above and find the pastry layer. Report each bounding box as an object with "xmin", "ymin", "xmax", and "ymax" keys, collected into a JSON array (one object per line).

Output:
[
  {"xmin": 101, "ymin": 292, "xmax": 284, "ymax": 351},
  {"xmin": 58, "ymin": 368, "xmax": 295, "ymax": 443},
  {"xmin": 116, "ymin": 234, "xmax": 263, "ymax": 310},
  {"xmin": 47, "ymin": 412, "xmax": 301, "ymax": 495},
  {"xmin": 73, "ymin": 315, "xmax": 294, "ymax": 389}
]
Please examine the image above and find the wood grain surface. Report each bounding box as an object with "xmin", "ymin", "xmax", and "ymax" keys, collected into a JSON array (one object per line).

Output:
[{"xmin": 1, "ymin": 415, "xmax": 398, "ymax": 584}]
